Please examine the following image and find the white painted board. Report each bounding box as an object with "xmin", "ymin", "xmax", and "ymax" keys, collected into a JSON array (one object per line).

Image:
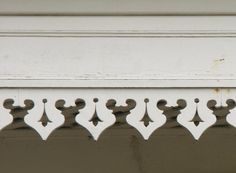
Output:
[
  {"xmin": 1, "ymin": 0, "xmax": 236, "ymax": 15},
  {"xmin": 0, "ymin": 16, "xmax": 236, "ymax": 88}
]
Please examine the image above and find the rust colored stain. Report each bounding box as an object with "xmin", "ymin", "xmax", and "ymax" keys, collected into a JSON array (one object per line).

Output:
[{"xmin": 214, "ymin": 88, "xmax": 220, "ymax": 93}]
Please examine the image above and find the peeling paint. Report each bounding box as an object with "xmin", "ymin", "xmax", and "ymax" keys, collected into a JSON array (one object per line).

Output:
[
  {"xmin": 213, "ymin": 58, "xmax": 225, "ymax": 67},
  {"xmin": 214, "ymin": 58, "xmax": 225, "ymax": 62},
  {"xmin": 211, "ymin": 57, "xmax": 225, "ymax": 72}
]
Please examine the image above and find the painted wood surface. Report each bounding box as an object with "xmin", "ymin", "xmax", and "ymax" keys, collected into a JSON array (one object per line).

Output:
[
  {"xmin": 0, "ymin": 16, "xmax": 236, "ymax": 87},
  {"xmin": 0, "ymin": 88, "xmax": 234, "ymax": 140},
  {"xmin": 1, "ymin": 0, "xmax": 236, "ymax": 15}
]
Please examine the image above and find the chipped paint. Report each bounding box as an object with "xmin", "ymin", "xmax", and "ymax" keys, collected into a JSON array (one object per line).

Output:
[
  {"xmin": 214, "ymin": 58, "xmax": 225, "ymax": 63},
  {"xmin": 212, "ymin": 58, "xmax": 225, "ymax": 68},
  {"xmin": 211, "ymin": 57, "xmax": 226, "ymax": 73}
]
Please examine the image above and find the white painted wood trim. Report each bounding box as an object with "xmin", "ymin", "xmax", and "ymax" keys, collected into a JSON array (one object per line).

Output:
[
  {"xmin": 1, "ymin": 0, "xmax": 236, "ymax": 15},
  {"xmin": 0, "ymin": 3, "xmax": 235, "ymax": 142},
  {"xmin": 1, "ymin": 16, "xmax": 236, "ymax": 88},
  {"xmin": 0, "ymin": 79, "xmax": 235, "ymax": 88},
  {"xmin": 1, "ymin": 16, "xmax": 236, "ymax": 35},
  {"xmin": 0, "ymin": 88, "xmax": 234, "ymax": 140}
]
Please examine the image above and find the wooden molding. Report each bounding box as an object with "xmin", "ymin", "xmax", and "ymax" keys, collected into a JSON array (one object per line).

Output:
[
  {"xmin": 0, "ymin": 88, "xmax": 235, "ymax": 140},
  {"xmin": 1, "ymin": 16, "xmax": 236, "ymax": 88},
  {"xmin": 1, "ymin": 0, "xmax": 236, "ymax": 15}
]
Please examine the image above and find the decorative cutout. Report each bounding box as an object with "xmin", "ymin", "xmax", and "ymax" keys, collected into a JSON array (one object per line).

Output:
[
  {"xmin": 106, "ymin": 99, "xmax": 136, "ymax": 127},
  {"xmin": 0, "ymin": 88, "xmax": 235, "ymax": 141},
  {"xmin": 56, "ymin": 99, "xmax": 85, "ymax": 128},
  {"xmin": 24, "ymin": 98, "xmax": 65, "ymax": 140},
  {"xmin": 208, "ymin": 99, "xmax": 235, "ymax": 128},
  {"xmin": 225, "ymin": 99, "xmax": 236, "ymax": 127},
  {"xmin": 177, "ymin": 98, "xmax": 217, "ymax": 140},
  {"xmin": 3, "ymin": 99, "xmax": 33, "ymax": 129},
  {"xmin": 126, "ymin": 98, "xmax": 167, "ymax": 140},
  {"xmin": 157, "ymin": 99, "xmax": 186, "ymax": 128},
  {"xmin": 39, "ymin": 99, "xmax": 52, "ymax": 127},
  {"xmin": 0, "ymin": 99, "xmax": 14, "ymax": 130},
  {"xmin": 89, "ymin": 98, "xmax": 102, "ymax": 126},
  {"xmin": 189, "ymin": 99, "xmax": 203, "ymax": 126},
  {"xmin": 75, "ymin": 98, "xmax": 116, "ymax": 140},
  {"xmin": 141, "ymin": 99, "xmax": 154, "ymax": 127}
]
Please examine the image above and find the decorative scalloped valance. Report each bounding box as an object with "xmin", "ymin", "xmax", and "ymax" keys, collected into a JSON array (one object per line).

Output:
[{"xmin": 0, "ymin": 88, "xmax": 235, "ymax": 140}]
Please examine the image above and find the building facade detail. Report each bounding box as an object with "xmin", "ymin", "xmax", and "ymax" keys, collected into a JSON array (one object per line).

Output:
[
  {"xmin": 1, "ymin": 16, "xmax": 236, "ymax": 140},
  {"xmin": 0, "ymin": 89, "xmax": 234, "ymax": 140}
]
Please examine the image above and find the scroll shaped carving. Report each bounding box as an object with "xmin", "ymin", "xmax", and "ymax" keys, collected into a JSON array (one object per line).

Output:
[
  {"xmin": 0, "ymin": 99, "xmax": 15, "ymax": 130},
  {"xmin": 225, "ymin": 99, "xmax": 236, "ymax": 127},
  {"xmin": 3, "ymin": 99, "xmax": 33, "ymax": 129},
  {"xmin": 157, "ymin": 99, "xmax": 186, "ymax": 128},
  {"xmin": 75, "ymin": 98, "xmax": 116, "ymax": 140},
  {"xmin": 0, "ymin": 88, "xmax": 235, "ymax": 141},
  {"xmin": 207, "ymin": 99, "xmax": 235, "ymax": 128},
  {"xmin": 56, "ymin": 99, "xmax": 85, "ymax": 128},
  {"xmin": 126, "ymin": 98, "xmax": 167, "ymax": 140},
  {"xmin": 24, "ymin": 99, "xmax": 65, "ymax": 140},
  {"xmin": 106, "ymin": 99, "xmax": 136, "ymax": 127},
  {"xmin": 177, "ymin": 98, "xmax": 217, "ymax": 140}
]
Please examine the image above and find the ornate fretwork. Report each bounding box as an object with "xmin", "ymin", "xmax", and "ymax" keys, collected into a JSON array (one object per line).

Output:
[
  {"xmin": 126, "ymin": 98, "xmax": 167, "ymax": 140},
  {"xmin": 189, "ymin": 99, "xmax": 204, "ymax": 126},
  {"xmin": 75, "ymin": 98, "xmax": 116, "ymax": 140},
  {"xmin": 0, "ymin": 89, "xmax": 234, "ymax": 140}
]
